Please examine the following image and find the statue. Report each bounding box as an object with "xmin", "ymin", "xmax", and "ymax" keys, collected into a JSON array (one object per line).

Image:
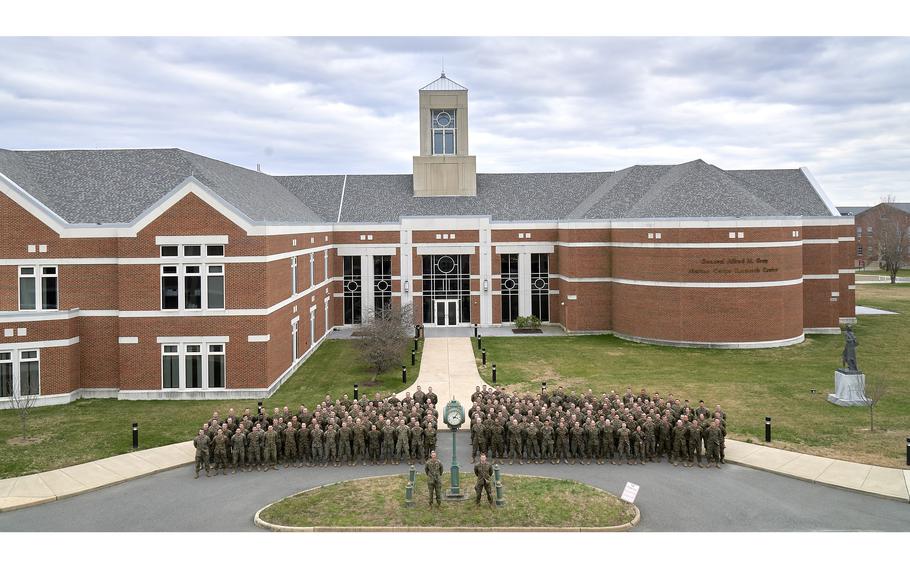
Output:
[{"xmin": 841, "ymin": 325, "xmax": 859, "ymax": 373}]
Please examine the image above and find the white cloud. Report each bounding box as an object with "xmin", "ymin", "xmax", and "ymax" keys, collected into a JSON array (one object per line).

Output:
[{"xmin": 0, "ymin": 37, "xmax": 908, "ymax": 204}]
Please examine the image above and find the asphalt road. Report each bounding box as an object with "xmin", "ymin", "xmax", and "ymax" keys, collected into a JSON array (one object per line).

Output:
[{"xmin": 1, "ymin": 432, "xmax": 907, "ymax": 531}]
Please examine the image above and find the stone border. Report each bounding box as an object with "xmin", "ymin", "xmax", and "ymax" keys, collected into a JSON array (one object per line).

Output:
[{"xmin": 253, "ymin": 473, "xmax": 640, "ymax": 532}]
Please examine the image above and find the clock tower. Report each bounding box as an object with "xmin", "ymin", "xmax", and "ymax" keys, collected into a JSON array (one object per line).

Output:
[{"xmin": 412, "ymin": 72, "xmax": 477, "ymax": 197}]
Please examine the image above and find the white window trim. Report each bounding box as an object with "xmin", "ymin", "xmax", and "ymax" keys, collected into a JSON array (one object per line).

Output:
[
  {"xmin": 160, "ymin": 261, "xmax": 226, "ymax": 312},
  {"xmin": 0, "ymin": 348, "xmax": 40, "ymax": 399},
  {"xmin": 18, "ymin": 265, "xmax": 58, "ymax": 312},
  {"xmin": 309, "ymin": 253, "xmax": 315, "ymax": 288},
  {"xmin": 291, "ymin": 319, "xmax": 299, "ymax": 362},
  {"xmin": 160, "ymin": 341, "xmax": 226, "ymax": 391},
  {"xmin": 291, "ymin": 256, "xmax": 298, "ymax": 295}
]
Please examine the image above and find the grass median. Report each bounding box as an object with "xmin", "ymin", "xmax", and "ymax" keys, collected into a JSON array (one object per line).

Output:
[
  {"xmin": 473, "ymin": 285, "xmax": 910, "ymax": 468},
  {"xmin": 258, "ymin": 473, "xmax": 636, "ymax": 529}
]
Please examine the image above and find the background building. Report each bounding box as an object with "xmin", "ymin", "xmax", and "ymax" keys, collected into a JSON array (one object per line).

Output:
[
  {"xmin": 846, "ymin": 202, "xmax": 910, "ymax": 268},
  {"xmin": 0, "ymin": 74, "xmax": 855, "ymax": 407}
]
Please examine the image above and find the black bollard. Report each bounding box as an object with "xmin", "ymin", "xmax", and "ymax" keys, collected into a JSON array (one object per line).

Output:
[
  {"xmin": 542, "ymin": 381, "xmax": 547, "ymax": 394},
  {"xmin": 414, "ymin": 338, "xmax": 419, "ymax": 352},
  {"xmin": 415, "ymin": 325, "xmax": 420, "ymax": 339},
  {"xmin": 765, "ymin": 416, "xmax": 772, "ymax": 443},
  {"xmin": 492, "ymin": 364, "xmax": 497, "ymax": 384},
  {"xmin": 474, "ymin": 324, "xmax": 478, "ymax": 338},
  {"xmin": 482, "ymin": 348, "xmax": 487, "ymax": 366},
  {"xmin": 411, "ymin": 349, "xmax": 416, "ymax": 366},
  {"xmin": 354, "ymin": 384, "xmax": 359, "ymax": 400},
  {"xmin": 478, "ymin": 335, "xmax": 482, "ymax": 350},
  {"xmin": 402, "ymin": 366, "xmax": 407, "ymax": 384},
  {"xmin": 132, "ymin": 422, "xmax": 139, "ymax": 449}
]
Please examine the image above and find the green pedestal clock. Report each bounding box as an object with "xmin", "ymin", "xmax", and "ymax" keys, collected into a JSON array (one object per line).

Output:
[{"xmin": 443, "ymin": 399, "xmax": 467, "ymax": 499}]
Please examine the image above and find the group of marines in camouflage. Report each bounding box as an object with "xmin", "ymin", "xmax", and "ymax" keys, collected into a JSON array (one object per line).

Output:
[
  {"xmin": 467, "ymin": 385, "xmax": 727, "ymax": 468},
  {"xmin": 191, "ymin": 386, "xmax": 441, "ymax": 477}
]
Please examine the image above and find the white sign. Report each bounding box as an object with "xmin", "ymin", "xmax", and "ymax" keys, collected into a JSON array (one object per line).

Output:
[{"xmin": 620, "ymin": 482, "xmax": 640, "ymax": 504}]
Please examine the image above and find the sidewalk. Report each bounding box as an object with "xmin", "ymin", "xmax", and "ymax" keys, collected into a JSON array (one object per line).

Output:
[
  {"xmin": 0, "ymin": 441, "xmax": 194, "ymax": 512},
  {"xmin": 724, "ymin": 439, "xmax": 910, "ymax": 502},
  {"xmin": 395, "ymin": 337, "xmax": 488, "ymax": 428}
]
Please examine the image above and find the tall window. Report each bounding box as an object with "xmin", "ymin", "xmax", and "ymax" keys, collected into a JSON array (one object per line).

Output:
[
  {"xmin": 291, "ymin": 256, "xmax": 298, "ymax": 294},
  {"xmin": 374, "ymin": 255, "xmax": 392, "ymax": 315},
  {"xmin": 18, "ymin": 265, "xmax": 57, "ymax": 310},
  {"xmin": 0, "ymin": 350, "xmax": 40, "ymax": 398},
  {"xmin": 422, "ymin": 254, "xmax": 471, "ymax": 324},
  {"xmin": 160, "ymin": 245, "xmax": 225, "ymax": 311},
  {"xmin": 0, "ymin": 352, "xmax": 12, "ymax": 398},
  {"xmin": 161, "ymin": 342, "xmax": 224, "ymax": 390},
  {"xmin": 500, "ymin": 254, "xmax": 519, "ymax": 323},
  {"xmin": 291, "ymin": 320, "xmax": 299, "ymax": 361},
  {"xmin": 343, "ymin": 256, "xmax": 362, "ymax": 325},
  {"xmin": 431, "ymin": 109, "xmax": 456, "ymax": 155},
  {"xmin": 309, "ymin": 253, "xmax": 315, "ymax": 288},
  {"xmin": 324, "ymin": 251, "xmax": 329, "ymax": 282},
  {"xmin": 530, "ymin": 253, "xmax": 550, "ymax": 322}
]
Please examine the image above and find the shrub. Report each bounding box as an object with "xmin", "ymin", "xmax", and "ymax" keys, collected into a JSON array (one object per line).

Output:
[{"xmin": 514, "ymin": 315, "xmax": 542, "ymax": 329}]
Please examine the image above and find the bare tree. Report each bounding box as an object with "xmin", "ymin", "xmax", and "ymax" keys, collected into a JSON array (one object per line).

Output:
[
  {"xmin": 864, "ymin": 375, "xmax": 888, "ymax": 432},
  {"xmin": 877, "ymin": 196, "xmax": 910, "ymax": 284},
  {"xmin": 9, "ymin": 385, "xmax": 40, "ymax": 440},
  {"xmin": 356, "ymin": 304, "xmax": 413, "ymax": 379}
]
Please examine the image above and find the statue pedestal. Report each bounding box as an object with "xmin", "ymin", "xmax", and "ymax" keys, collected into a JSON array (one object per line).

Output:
[{"xmin": 827, "ymin": 370, "xmax": 869, "ymax": 406}]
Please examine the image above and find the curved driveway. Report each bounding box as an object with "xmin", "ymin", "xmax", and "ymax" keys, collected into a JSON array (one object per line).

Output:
[{"xmin": 0, "ymin": 432, "xmax": 907, "ymax": 532}]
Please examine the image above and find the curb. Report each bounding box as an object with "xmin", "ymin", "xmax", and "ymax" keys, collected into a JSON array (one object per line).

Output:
[
  {"xmin": 725, "ymin": 454, "xmax": 910, "ymax": 504},
  {"xmin": 0, "ymin": 454, "xmax": 193, "ymax": 513},
  {"xmin": 253, "ymin": 473, "xmax": 640, "ymax": 532}
]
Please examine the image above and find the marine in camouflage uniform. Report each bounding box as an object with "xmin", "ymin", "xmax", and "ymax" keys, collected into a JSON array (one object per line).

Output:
[
  {"xmin": 470, "ymin": 417, "xmax": 484, "ymax": 463},
  {"xmin": 263, "ymin": 425, "xmax": 279, "ymax": 470},
  {"xmin": 490, "ymin": 420, "xmax": 505, "ymax": 463},
  {"xmin": 526, "ymin": 421, "xmax": 541, "ymax": 464},
  {"xmin": 555, "ymin": 420, "xmax": 570, "ymax": 464},
  {"xmin": 630, "ymin": 425, "xmax": 645, "ymax": 465},
  {"xmin": 616, "ymin": 423, "xmax": 631, "ymax": 464},
  {"xmin": 394, "ymin": 420, "xmax": 410, "ymax": 465},
  {"xmin": 570, "ymin": 421, "xmax": 585, "ymax": 464},
  {"xmin": 193, "ymin": 429, "xmax": 211, "ymax": 478},
  {"xmin": 410, "ymin": 421, "xmax": 425, "ymax": 464},
  {"xmin": 687, "ymin": 420, "xmax": 702, "ymax": 468},
  {"xmin": 231, "ymin": 426, "xmax": 246, "ymax": 474},
  {"xmin": 541, "ymin": 420, "xmax": 555, "ymax": 463},
  {"xmin": 424, "ymin": 425, "xmax": 437, "ymax": 458},
  {"xmin": 671, "ymin": 420, "xmax": 688, "ymax": 466},
  {"xmin": 368, "ymin": 424, "xmax": 382, "ymax": 464},
  {"xmin": 324, "ymin": 424, "xmax": 339, "ymax": 466},
  {"xmin": 297, "ymin": 424, "xmax": 311, "ymax": 467},
  {"xmin": 338, "ymin": 422, "xmax": 353, "ymax": 466},
  {"xmin": 583, "ymin": 420, "xmax": 598, "ymax": 465},
  {"xmin": 473, "ymin": 454, "xmax": 494, "ymax": 506},
  {"xmin": 247, "ymin": 425, "xmax": 263, "ymax": 471},
  {"xmin": 283, "ymin": 423, "xmax": 298, "ymax": 467},
  {"xmin": 311, "ymin": 424, "xmax": 325, "ymax": 466},
  {"xmin": 507, "ymin": 419, "xmax": 522, "ymax": 464},
  {"xmin": 212, "ymin": 429, "xmax": 228, "ymax": 475},
  {"xmin": 706, "ymin": 420, "xmax": 722, "ymax": 468},
  {"xmin": 381, "ymin": 421, "xmax": 396, "ymax": 464},
  {"xmin": 425, "ymin": 451, "xmax": 444, "ymax": 507}
]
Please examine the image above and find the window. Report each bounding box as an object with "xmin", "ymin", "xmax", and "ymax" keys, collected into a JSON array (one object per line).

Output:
[
  {"xmin": 530, "ymin": 253, "xmax": 550, "ymax": 322},
  {"xmin": 309, "ymin": 253, "xmax": 315, "ymax": 288},
  {"xmin": 162, "ymin": 345, "xmax": 179, "ymax": 389},
  {"xmin": 207, "ymin": 345, "xmax": 225, "ymax": 388},
  {"xmin": 161, "ymin": 266, "xmax": 179, "ymax": 309},
  {"xmin": 0, "ymin": 352, "xmax": 12, "ymax": 398},
  {"xmin": 324, "ymin": 250, "xmax": 329, "ymax": 282},
  {"xmin": 291, "ymin": 256, "xmax": 298, "ymax": 294},
  {"xmin": 857, "ymin": 245, "xmax": 863, "ymax": 256},
  {"xmin": 19, "ymin": 265, "xmax": 57, "ymax": 311},
  {"xmin": 184, "ymin": 266, "xmax": 202, "ymax": 309},
  {"xmin": 373, "ymin": 255, "xmax": 392, "ymax": 315},
  {"xmin": 422, "ymin": 254, "xmax": 471, "ymax": 324},
  {"xmin": 431, "ymin": 109, "xmax": 456, "ymax": 155},
  {"xmin": 160, "ymin": 244, "xmax": 225, "ymax": 311},
  {"xmin": 500, "ymin": 254, "xmax": 519, "ymax": 323},
  {"xmin": 856, "ymin": 226, "xmax": 862, "ymax": 236},
  {"xmin": 0, "ymin": 350, "xmax": 39, "ymax": 398},
  {"xmin": 18, "ymin": 350, "xmax": 39, "ymax": 396},
  {"xmin": 161, "ymin": 342, "xmax": 224, "ymax": 390},
  {"xmin": 207, "ymin": 265, "xmax": 224, "ymax": 309},
  {"xmin": 185, "ymin": 345, "xmax": 202, "ymax": 389},
  {"xmin": 343, "ymin": 256, "xmax": 362, "ymax": 325},
  {"xmin": 867, "ymin": 226, "xmax": 873, "ymax": 234},
  {"xmin": 291, "ymin": 320, "xmax": 299, "ymax": 361}
]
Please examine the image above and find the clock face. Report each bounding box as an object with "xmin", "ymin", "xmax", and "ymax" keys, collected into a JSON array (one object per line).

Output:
[{"xmin": 447, "ymin": 410, "xmax": 461, "ymax": 424}]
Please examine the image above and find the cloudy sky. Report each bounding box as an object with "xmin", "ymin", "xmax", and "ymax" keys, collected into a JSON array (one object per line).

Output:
[{"xmin": 1, "ymin": 37, "xmax": 908, "ymax": 205}]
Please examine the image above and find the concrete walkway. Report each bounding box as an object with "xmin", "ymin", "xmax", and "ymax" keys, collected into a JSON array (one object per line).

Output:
[
  {"xmin": 724, "ymin": 440, "xmax": 910, "ymax": 502},
  {"xmin": 395, "ymin": 337, "xmax": 487, "ymax": 428},
  {"xmin": 855, "ymin": 305, "xmax": 899, "ymax": 315},
  {"xmin": 0, "ymin": 441, "xmax": 194, "ymax": 512}
]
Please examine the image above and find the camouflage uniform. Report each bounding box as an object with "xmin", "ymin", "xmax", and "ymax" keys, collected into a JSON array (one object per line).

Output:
[
  {"xmin": 425, "ymin": 457, "xmax": 444, "ymax": 506},
  {"xmin": 212, "ymin": 431, "xmax": 228, "ymax": 475},
  {"xmin": 338, "ymin": 424, "xmax": 353, "ymax": 465},
  {"xmin": 263, "ymin": 428, "xmax": 279, "ymax": 469},
  {"xmin": 283, "ymin": 424, "xmax": 298, "ymax": 466},
  {"xmin": 193, "ymin": 433, "xmax": 210, "ymax": 477},
  {"xmin": 311, "ymin": 426, "xmax": 325, "ymax": 466},
  {"xmin": 230, "ymin": 429, "xmax": 246, "ymax": 473},
  {"xmin": 324, "ymin": 426, "xmax": 339, "ymax": 465},
  {"xmin": 474, "ymin": 461, "xmax": 494, "ymax": 505}
]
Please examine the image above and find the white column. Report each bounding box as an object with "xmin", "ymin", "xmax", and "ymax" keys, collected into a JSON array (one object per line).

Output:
[
  {"xmin": 518, "ymin": 252, "xmax": 531, "ymax": 317},
  {"xmin": 479, "ymin": 219, "xmax": 493, "ymax": 325},
  {"xmin": 361, "ymin": 254, "xmax": 373, "ymax": 323},
  {"xmin": 399, "ymin": 227, "xmax": 413, "ymax": 317}
]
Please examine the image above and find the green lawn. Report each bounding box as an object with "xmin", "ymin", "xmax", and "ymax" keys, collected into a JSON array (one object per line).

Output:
[
  {"xmin": 0, "ymin": 339, "xmax": 422, "ymax": 479},
  {"xmin": 473, "ymin": 284, "xmax": 910, "ymax": 468},
  {"xmin": 258, "ymin": 473, "xmax": 636, "ymax": 529}
]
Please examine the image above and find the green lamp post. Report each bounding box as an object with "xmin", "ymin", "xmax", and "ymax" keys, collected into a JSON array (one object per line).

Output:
[{"xmin": 443, "ymin": 399, "xmax": 466, "ymax": 499}]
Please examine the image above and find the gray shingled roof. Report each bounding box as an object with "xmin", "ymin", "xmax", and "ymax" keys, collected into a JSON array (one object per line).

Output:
[
  {"xmin": 419, "ymin": 73, "xmax": 468, "ymax": 91},
  {"xmin": 837, "ymin": 206, "xmax": 870, "ymax": 216},
  {"xmin": 0, "ymin": 147, "xmax": 837, "ymax": 225},
  {"xmin": 0, "ymin": 148, "xmax": 322, "ymax": 224}
]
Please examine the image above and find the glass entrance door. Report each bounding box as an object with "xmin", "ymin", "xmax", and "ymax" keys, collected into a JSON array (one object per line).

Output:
[{"xmin": 434, "ymin": 299, "xmax": 459, "ymax": 326}]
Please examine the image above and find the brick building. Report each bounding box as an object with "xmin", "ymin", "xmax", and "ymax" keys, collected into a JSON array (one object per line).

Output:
[
  {"xmin": 843, "ymin": 203, "xmax": 910, "ymax": 268},
  {"xmin": 0, "ymin": 73, "xmax": 855, "ymax": 408}
]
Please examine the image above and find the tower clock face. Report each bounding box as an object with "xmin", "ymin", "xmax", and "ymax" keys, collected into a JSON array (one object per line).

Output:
[{"xmin": 447, "ymin": 409, "xmax": 462, "ymax": 425}]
